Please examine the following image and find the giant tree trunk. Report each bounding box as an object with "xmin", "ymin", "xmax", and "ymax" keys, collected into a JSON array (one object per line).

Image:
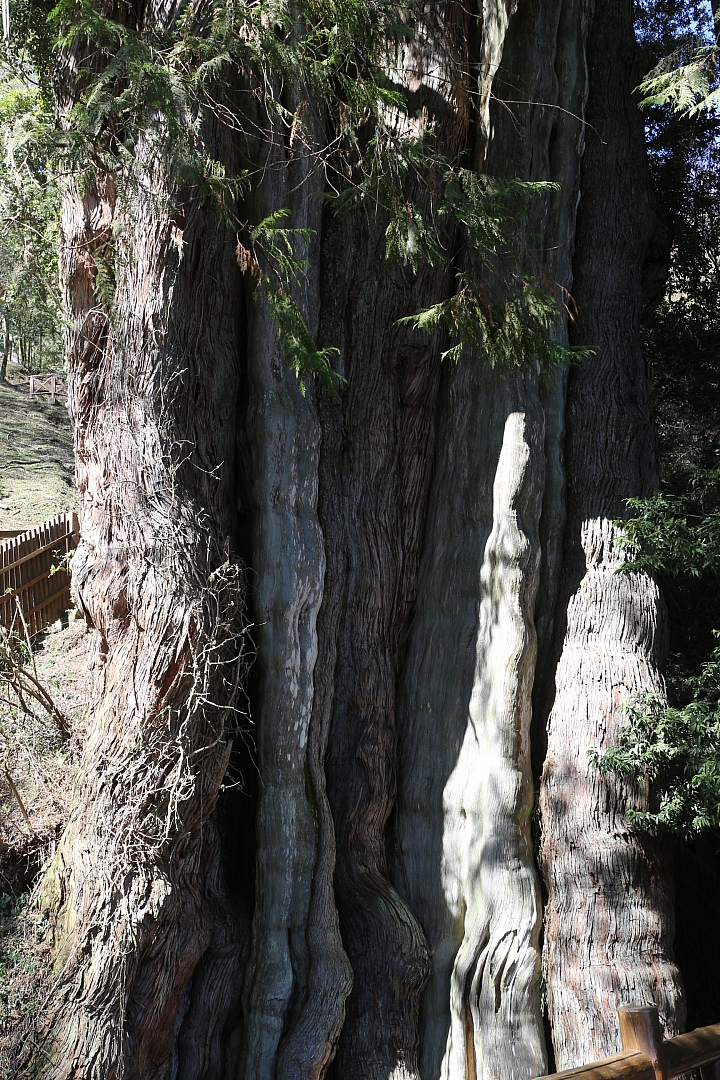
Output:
[
  {"xmin": 33, "ymin": 1, "xmax": 688, "ymax": 1078},
  {"xmin": 35, "ymin": 88, "xmax": 251, "ymax": 1077},
  {"xmin": 391, "ymin": 5, "xmax": 594, "ymax": 1078},
  {"xmin": 538, "ymin": 0, "xmax": 685, "ymax": 1067}
]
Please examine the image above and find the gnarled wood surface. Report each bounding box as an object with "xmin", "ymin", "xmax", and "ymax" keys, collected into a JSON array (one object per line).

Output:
[
  {"xmin": 392, "ymin": 3, "xmax": 594, "ymax": 1077},
  {"xmin": 36, "ymin": 1, "xmax": 688, "ymax": 1077},
  {"xmin": 38, "ymin": 116, "xmax": 249, "ymax": 1078},
  {"xmin": 538, "ymin": 0, "xmax": 685, "ymax": 1067}
]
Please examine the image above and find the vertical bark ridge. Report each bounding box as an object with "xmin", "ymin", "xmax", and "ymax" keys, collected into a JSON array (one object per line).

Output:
[
  {"xmin": 273, "ymin": 11, "xmax": 480, "ymax": 1067},
  {"xmin": 539, "ymin": 0, "xmax": 685, "ymax": 1066},
  {"xmin": 37, "ymin": 114, "xmax": 248, "ymax": 1079},
  {"xmin": 493, "ymin": 0, "xmax": 596, "ymax": 742},
  {"xmin": 273, "ymin": 380, "xmax": 354, "ymax": 1080},
  {"xmin": 315, "ymin": 9, "xmax": 475, "ymax": 1078},
  {"xmin": 392, "ymin": 367, "xmax": 547, "ymax": 1080},
  {"xmin": 441, "ymin": 405, "xmax": 546, "ymax": 1080},
  {"xmin": 320, "ymin": 218, "xmax": 443, "ymax": 1080},
  {"xmin": 392, "ymin": 3, "xmax": 593, "ymax": 1076},
  {"xmin": 239, "ymin": 95, "xmax": 332, "ymax": 1080}
]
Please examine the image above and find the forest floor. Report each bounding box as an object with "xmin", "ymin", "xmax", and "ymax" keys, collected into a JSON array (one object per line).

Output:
[
  {"xmin": 0, "ymin": 363, "xmax": 75, "ymax": 533},
  {"xmin": 0, "ymin": 606, "xmax": 93, "ymax": 1074},
  {"xmin": 0, "ymin": 363, "xmax": 83, "ymax": 1072}
]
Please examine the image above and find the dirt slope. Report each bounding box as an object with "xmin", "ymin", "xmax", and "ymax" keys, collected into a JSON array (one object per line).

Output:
[{"xmin": 0, "ymin": 369, "xmax": 75, "ymax": 533}]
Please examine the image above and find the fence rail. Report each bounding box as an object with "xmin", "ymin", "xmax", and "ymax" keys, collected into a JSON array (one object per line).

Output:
[
  {"xmin": 28, "ymin": 375, "xmax": 66, "ymax": 403},
  {"xmin": 539, "ymin": 1006, "xmax": 720, "ymax": 1080},
  {"xmin": 0, "ymin": 512, "xmax": 79, "ymax": 634}
]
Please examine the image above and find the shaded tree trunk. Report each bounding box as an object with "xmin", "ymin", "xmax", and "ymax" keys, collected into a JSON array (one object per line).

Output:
[
  {"xmin": 538, "ymin": 0, "xmax": 685, "ymax": 1067},
  {"xmin": 0, "ymin": 314, "xmax": 10, "ymax": 379},
  {"xmin": 33, "ymin": 1, "xmax": 687, "ymax": 1078}
]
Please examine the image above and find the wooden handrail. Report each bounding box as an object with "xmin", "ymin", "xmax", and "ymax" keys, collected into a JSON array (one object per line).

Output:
[
  {"xmin": 535, "ymin": 1008, "xmax": 720, "ymax": 1080},
  {"xmin": 544, "ymin": 1051, "xmax": 654, "ymax": 1080},
  {"xmin": 665, "ymin": 1022, "xmax": 720, "ymax": 1076}
]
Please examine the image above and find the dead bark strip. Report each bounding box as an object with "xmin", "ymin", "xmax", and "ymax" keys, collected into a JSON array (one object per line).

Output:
[
  {"xmin": 392, "ymin": 367, "xmax": 548, "ymax": 1080},
  {"xmin": 538, "ymin": 0, "xmax": 686, "ymax": 1066}
]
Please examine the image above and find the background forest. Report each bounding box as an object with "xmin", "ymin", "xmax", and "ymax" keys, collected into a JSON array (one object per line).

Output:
[
  {"xmin": 617, "ymin": 0, "xmax": 720, "ymax": 1031},
  {"xmin": 2, "ymin": 0, "xmax": 720, "ymax": 1076}
]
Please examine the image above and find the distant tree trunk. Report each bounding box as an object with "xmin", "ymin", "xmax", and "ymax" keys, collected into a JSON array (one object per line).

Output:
[
  {"xmin": 0, "ymin": 315, "xmax": 10, "ymax": 379},
  {"xmin": 538, "ymin": 0, "xmax": 685, "ymax": 1067},
  {"xmin": 18, "ymin": 335, "xmax": 28, "ymax": 371},
  {"xmin": 33, "ymin": 1, "xmax": 687, "ymax": 1078}
]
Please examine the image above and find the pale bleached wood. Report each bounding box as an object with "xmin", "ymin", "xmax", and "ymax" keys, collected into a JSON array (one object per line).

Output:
[{"xmin": 392, "ymin": 2, "xmax": 594, "ymax": 1076}]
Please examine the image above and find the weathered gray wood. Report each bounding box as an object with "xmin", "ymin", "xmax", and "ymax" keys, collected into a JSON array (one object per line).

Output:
[
  {"xmin": 238, "ymin": 85, "xmax": 341, "ymax": 1080},
  {"xmin": 393, "ymin": 363, "xmax": 548, "ymax": 1080},
  {"xmin": 392, "ymin": 2, "xmax": 593, "ymax": 1077}
]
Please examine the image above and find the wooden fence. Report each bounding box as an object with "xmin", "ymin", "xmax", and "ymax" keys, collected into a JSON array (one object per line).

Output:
[
  {"xmin": 539, "ymin": 1005, "xmax": 720, "ymax": 1080},
  {"xmin": 0, "ymin": 513, "xmax": 79, "ymax": 634},
  {"xmin": 28, "ymin": 375, "xmax": 66, "ymax": 403}
]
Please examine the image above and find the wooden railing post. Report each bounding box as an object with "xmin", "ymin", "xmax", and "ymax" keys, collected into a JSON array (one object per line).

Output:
[
  {"xmin": 619, "ymin": 1007, "xmax": 667, "ymax": 1080},
  {"xmin": 701, "ymin": 1062, "xmax": 720, "ymax": 1080}
]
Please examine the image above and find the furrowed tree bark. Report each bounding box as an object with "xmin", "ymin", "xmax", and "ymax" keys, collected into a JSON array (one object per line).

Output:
[
  {"xmin": 36, "ymin": 133, "xmax": 249, "ymax": 1077},
  {"xmin": 306, "ymin": 10, "xmax": 474, "ymax": 1079},
  {"xmin": 538, "ymin": 0, "xmax": 685, "ymax": 1067},
  {"xmin": 392, "ymin": 3, "xmax": 592, "ymax": 1077},
  {"xmin": 31, "ymin": 1, "xmax": 692, "ymax": 1077}
]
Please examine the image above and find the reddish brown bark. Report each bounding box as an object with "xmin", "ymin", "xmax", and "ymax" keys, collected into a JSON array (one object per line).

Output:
[
  {"xmin": 28, "ymin": 2, "xmax": 689, "ymax": 1078},
  {"xmin": 35, "ymin": 106, "xmax": 250, "ymax": 1076}
]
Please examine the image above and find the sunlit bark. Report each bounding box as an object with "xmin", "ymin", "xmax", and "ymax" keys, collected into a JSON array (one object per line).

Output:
[{"xmin": 35, "ymin": 1, "xmax": 687, "ymax": 1078}]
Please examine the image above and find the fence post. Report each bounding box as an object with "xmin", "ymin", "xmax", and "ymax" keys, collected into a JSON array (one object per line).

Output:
[
  {"xmin": 50, "ymin": 375, "xmax": 56, "ymax": 404},
  {"xmin": 619, "ymin": 1006, "xmax": 667, "ymax": 1080},
  {"xmin": 29, "ymin": 376, "xmax": 34, "ymax": 398},
  {"xmin": 702, "ymin": 1063, "xmax": 720, "ymax": 1080}
]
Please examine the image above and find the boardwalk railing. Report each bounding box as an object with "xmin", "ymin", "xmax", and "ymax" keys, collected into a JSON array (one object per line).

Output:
[
  {"xmin": 539, "ymin": 1006, "xmax": 720, "ymax": 1080},
  {"xmin": 0, "ymin": 513, "xmax": 79, "ymax": 634}
]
